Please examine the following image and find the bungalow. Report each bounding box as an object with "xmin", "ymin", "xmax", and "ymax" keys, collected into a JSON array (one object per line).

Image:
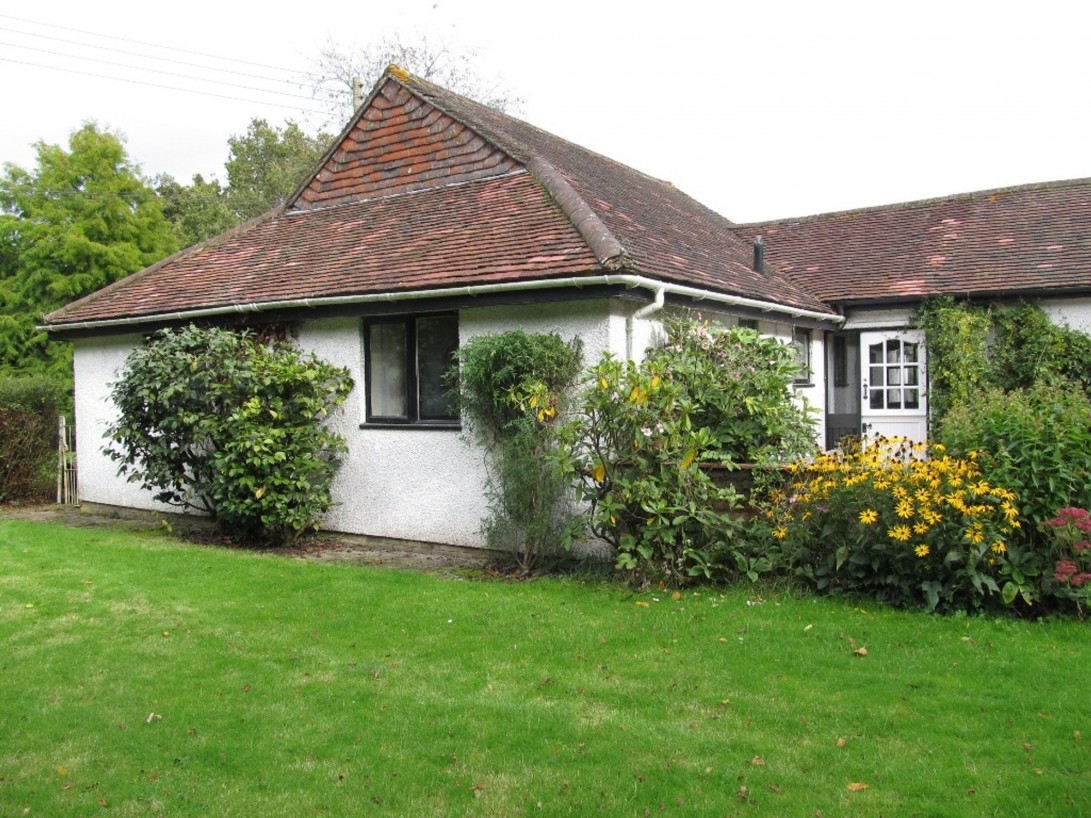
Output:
[{"xmin": 43, "ymin": 67, "xmax": 1091, "ymax": 550}]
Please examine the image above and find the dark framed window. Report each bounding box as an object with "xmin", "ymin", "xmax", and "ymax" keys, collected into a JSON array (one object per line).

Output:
[
  {"xmin": 363, "ymin": 313, "xmax": 459, "ymax": 425},
  {"xmin": 791, "ymin": 326, "xmax": 813, "ymax": 385},
  {"xmin": 738, "ymin": 318, "xmax": 759, "ymax": 331}
]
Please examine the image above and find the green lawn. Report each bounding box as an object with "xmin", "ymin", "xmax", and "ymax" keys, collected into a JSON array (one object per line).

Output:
[{"xmin": 1, "ymin": 520, "xmax": 1088, "ymax": 817}]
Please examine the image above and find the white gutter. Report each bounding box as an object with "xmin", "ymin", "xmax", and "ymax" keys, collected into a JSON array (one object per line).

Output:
[{"xmin": 45, "ymin": 274, "xmax": 843, "ymax": 333}]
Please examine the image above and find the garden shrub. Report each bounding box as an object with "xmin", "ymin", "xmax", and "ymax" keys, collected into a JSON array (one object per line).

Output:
[
  {"xmin": 991, "ymin": 303, "xmax": 1091, "ymax": 392},
  {"xmin": 105, "ymin": 325, "xmax": 353, "ymax": 546},
  {"xmin": 449, "ymin": 331, "xmax": 583, "ymax": 570},
  {"xmin": 768, "ymin": 437, "xmax": 1025, "ymax": 612},
  {"xmin": 936, "ymin": 381, "xmax": 1091, "ymax": 540},
  {"xmin": 557, "ymin": 314, "xmax": 817, "ymax": 584},
  {"xmin": 0, "ymin": 376, "xmax": 70, "ymax": 502}
]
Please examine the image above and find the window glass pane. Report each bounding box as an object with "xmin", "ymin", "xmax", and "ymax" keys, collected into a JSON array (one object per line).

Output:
[
  {"xmin": 870, "ymin": 389, "xmax": 884, "ymax": 410},
  {"xmin": 369, "ymin": 322, "xmax": 407, "ymax": 418},
  {"xmin": 886, "ymin": 339, "xmax": 901, "ymax": 364},
  {"xmin": 905, "ymin": 366, "xmax": 919, "ymax": 386},
  {"xmin": 905, "ymin": 389, "xmax": 920, "ymax": 409},
  {"xmin": 870, "ymin": 366, "xmax": 884, "ymax": 386},
  {"xmin": 833, "ymin": 335, "xmax": 849, "ymax": 387},
  {"xmin": 792, "ymin": 328, "xmax": 811, "ymax": 382},
  {"xmin": 887, "ymin": 388, "xmax": 902, "ymax": 409},
  {"xmin": 416, "ymin": 315, "xmax": 459, "ymax": 420},
  {"xmin": 888, "ymin": 367, "xmax": 901, "ymax": 386},
  {"xmin": 903, "ymin": 343, "xmax": 918, "ymax": 363}
]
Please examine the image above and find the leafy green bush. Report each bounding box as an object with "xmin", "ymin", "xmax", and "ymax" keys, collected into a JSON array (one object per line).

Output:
[
  {"xmin": 767, "ymin": 438, "xmax": 1024, "ymax": 612},
  {"xmin": 557, "ymin": 314, "xmax": 817, "ymax": 583},
  {"xmin": 449, "ymin": 331, "xmax": 583, "ymax": 569},
  {"xmin": 991, "ymin": 303, "xmax": 1091, "ymax": 392},
  {"xmin": 936, "ymin": 381, "xmax": 1091, "ymax": 539},
  {"xmin": 105, "ymin": 325, "xmax": 353, "ymax": 545},
  {"xmin": 647, "ymin": 314, "xmax": 818, "ymax": 465},
  {"xmin": 0, "ymin": 376, "xmax": 69, "ymax": 502}
]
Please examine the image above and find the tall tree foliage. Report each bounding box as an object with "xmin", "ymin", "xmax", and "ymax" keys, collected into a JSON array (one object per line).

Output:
[
  {"xmin": 224, "ymin": 119, "xmax": 329, "ymax": 220},
  {"xmin": 0, "ymin": 123, "xmax": 177, "ymax": 377},
  {"xmin": 156, "ymin": 118, "xmax": 329, "ymax": 247},
  {"xmin": 155, "ymin": 172, "xmax": 238, "ymax": 250}
]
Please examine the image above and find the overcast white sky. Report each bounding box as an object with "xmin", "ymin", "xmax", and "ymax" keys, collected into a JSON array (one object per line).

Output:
[{"xmin": 2, "ymin": 1, "xmax": 1089, "ymax": 223}]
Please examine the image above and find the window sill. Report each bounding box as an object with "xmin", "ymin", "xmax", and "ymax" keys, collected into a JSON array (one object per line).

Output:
[{"xmin": 360, "ymin": 421, "xmax": 462, "ymax": 431}]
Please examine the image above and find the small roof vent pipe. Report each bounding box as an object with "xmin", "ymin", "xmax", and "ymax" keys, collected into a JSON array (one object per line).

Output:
[{"xmin": 753, "ymin": 235, "xmax": 765, "ymax": 273}]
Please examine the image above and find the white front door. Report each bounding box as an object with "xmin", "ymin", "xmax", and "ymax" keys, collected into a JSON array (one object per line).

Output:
[{"xmin": 860, "ymin": 330, "xmax": 927, "ymax": 443}]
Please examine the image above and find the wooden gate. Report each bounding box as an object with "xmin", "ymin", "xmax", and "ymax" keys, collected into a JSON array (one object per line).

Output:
[{"xmin": 57, "ymin": 415, "xmax": 77, "ymax": 505}]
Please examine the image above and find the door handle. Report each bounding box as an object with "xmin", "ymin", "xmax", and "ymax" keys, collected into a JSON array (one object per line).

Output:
[{"xmin": 862, "ymin": 380, "xmax": 869, "ymax": 400}]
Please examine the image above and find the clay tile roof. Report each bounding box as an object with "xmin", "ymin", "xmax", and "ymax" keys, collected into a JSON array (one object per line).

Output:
[
  {"xmin": 734, "ymin": 179, "xmax": 1091, "ymax": 305},
  {"xmin": 46, "ymin": 67, "xmax": 832, "ymax": 329}
]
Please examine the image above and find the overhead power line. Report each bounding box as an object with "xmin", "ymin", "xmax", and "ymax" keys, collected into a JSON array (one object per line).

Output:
[
  {"xmin": 0, "ymin": 12, "xmax": 321, "ymax": 78},
  {"xmin": 0, "ymin": 57, "xmax": 329, "ymax": 115},
  {"xmin": 1, "ymin": 39, "xmax": 325, "ymax": 104},
  {"xmin": 0, "ymin": 12, "xmax": 337, "ymax": 118},
  {"xmin": 0, "ymin": 24, "xmax": 317, "ymax": 89}
]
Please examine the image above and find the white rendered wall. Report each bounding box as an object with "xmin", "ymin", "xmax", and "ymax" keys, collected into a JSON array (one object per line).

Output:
[
  {"xmin": 70, "ymin": 295, "xmax": 835, "ymax": 548},
  {"xmin": 322, "ymin": 298, "xmax": 622, "ymax": 546},
  {"xmin": 1041, "ymin": 296, "xmax": 1091, "ymax": 334},
  {"xmin": 73, "ymin": 334, "xmax": 179, "ymax": 514}
]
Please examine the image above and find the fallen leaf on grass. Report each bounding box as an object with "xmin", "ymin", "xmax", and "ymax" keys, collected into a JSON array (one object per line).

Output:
[
  {"xmin": 751, "ymin": 756, "xmax": 765, "ymax": 766},
  {"xmin": 469, "ymin": 783, "xmax": 486, "ymax": 797},
  {"xmin": 836, "ymin": 738, "xmax": 847, "ymax": 748},
  {"xmin": 672, "ymin": 591, "xmax": 682, "ymax": 601},
  {"xmin": 853, "ymin": 647, "xmax": 868, "ymax": 657},
  {"xmin": 636, "ymin": 601, "xmax": 650, "ymax": 608},
  {"xmin": 846, "ymin": 782, "xmax": 869, "ymax": 792},
  {"xmin": 736, "ymin": 786, "xmax": 749, "ymax": 801}
]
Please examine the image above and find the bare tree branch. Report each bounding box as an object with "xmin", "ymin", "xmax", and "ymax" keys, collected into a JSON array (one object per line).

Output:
[{"xmin": 299, "ymin": 34, "xmax": 523, "ymax": 131}]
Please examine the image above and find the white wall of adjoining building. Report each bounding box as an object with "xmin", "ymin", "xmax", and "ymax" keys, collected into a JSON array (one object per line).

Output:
[{"xmin": 1040, "ymin": 296, "xmax": 1091, "ymax": 334}]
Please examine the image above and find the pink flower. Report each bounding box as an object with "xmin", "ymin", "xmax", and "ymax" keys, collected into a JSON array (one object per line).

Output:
[
  {"xmin": 1071, "ymin": 573, "xmax": 1091, "ymax": 588},
  {"xmin": 1055, "ymin": 560, "xmax": 1078, "ymax": 582},
  {"xmin": 1049, "ymin": 507, "xmax": 1091, "ymax": 527}
]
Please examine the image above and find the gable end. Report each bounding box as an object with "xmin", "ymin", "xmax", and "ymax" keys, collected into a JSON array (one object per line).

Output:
[{"xmin": 295, "ymin": 79, "xmax": 521, "ymax": 210}]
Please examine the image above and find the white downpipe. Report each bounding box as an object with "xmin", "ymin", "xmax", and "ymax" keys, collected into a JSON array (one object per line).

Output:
[
  {"xmin": 46, "ymin": 274, "xmax": 843, "ymax": 332},
  {"xmin": 626, "ymin": 285, "xmax": 666, "ymax": 360}
]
